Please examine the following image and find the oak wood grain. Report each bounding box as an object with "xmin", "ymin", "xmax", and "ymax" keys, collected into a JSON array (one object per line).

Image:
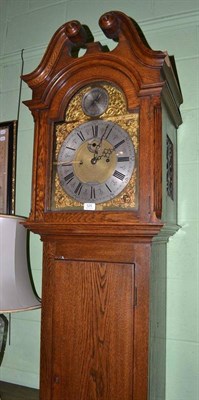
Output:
[{"xmin": 50, "ymin": 261, "xmax": 134, "ymax": 400}]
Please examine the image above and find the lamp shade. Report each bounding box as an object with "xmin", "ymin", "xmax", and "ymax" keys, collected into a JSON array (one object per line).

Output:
[{"xmin": 0, "ymin": 215, "xmax": 41, "ymax": 313}]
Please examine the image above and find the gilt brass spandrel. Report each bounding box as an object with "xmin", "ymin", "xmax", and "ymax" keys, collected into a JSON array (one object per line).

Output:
[
  {"xmin": 102, "ymin": 84, "xmax": 127, "ymax": 117},
  {"xmin": 100, "ymin": 168, "xmax": 137, "ymax": 209},
  {"xmin": 65, "ymin": 86, "xmax": 89, "ymax": 122},
  {"xmin": 54, "ymin": 174, "xmax": 81, "ymax": 209},
  {"xmin": 55, "ymin": 122, "xmax": 78, "ymax": 159},
  {"xmin": 114, "ymin": 114, "xmax": 139, "ymax": 153}
]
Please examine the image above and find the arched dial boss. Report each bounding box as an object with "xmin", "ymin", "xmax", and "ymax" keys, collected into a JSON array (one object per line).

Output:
[{"xmin": 57, "ymin": 120, "xmax": 135, "ymax": 204}]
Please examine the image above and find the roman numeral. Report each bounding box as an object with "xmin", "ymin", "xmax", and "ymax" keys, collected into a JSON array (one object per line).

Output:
[
  {"xmin": 103, "ymin": 125, "xmax": 114, "ymax": 139},
  {"xmin": 113, "ymin": 170, "xmax": 125, "ymax": 181},
  {"xmin": 105, "ymin": 184, "xmax": 112, "ymax": 193},
  {"xmin": 114, "ymin": 139, "xmax": 125, "ymax": 149},
  {"xmin": 64, "ymin": 172, "xmax": 74, "ymax": 183},
  {"xmin": 74, "ymin": 182, "xmax": 83, "ymax": 195},
  {"xmin": 92, "ymin": 125, "xmax": 98, "ymax": 137},
  {"xmin": 77, "ymin": 131, "xmax": 85, "ymax": 141},
  {"xmin": 90, "ymin": 186, "xmax": 96, "ymax": 199},
  {"xmin": 65, "ymin": 146, "xmax": 76, "ymax": 151},
  {"xmin": 118, "ymin": 156, "xmax": 129, "ymax": 162}
]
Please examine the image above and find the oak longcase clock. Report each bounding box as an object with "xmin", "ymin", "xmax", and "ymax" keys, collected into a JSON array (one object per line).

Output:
[{"xmin": 22, "ymin": 11, "xmax": 183, "ymax": 400}]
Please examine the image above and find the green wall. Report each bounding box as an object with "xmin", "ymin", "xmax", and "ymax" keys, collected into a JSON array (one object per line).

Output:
[{"xmin": 0, "ymin": 1, "xmax": 198, "ymax": 399}]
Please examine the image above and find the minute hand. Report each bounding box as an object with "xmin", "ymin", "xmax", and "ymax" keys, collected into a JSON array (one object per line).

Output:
[
  {"xmin": 96, "ymin": 124, "xmax": 115, "ymax": 151},
  {"xmin": 54, "ymin": 160, "xmax": 83, "ymax": 166}
]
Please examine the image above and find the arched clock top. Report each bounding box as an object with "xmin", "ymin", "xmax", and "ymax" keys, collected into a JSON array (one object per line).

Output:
[
  {"xmin": 45, "ymin": 72, "xmax": 141, "ymax": 122},
  {"xmin": 22, "ymin": 11, "xmax": 182, "ymax": 113}
]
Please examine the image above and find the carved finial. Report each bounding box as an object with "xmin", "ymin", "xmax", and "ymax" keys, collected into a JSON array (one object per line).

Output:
[
  {"xmin": 65, "ymin": 20, "xmax": 87, "ymax": 46},
  {"xmin": 99, "ymin": 12, "xmax": 120, "ymax": 40}
]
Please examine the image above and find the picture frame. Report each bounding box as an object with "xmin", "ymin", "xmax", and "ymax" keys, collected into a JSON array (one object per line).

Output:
[{"xmin": 0, "ymin": 120, "xmax": 18, "ymax": 214}]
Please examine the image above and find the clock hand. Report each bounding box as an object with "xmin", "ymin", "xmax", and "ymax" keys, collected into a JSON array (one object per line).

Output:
[
  {"xmin": 91, "ymin": 155, "xmax": 98, "ymax": 165},
  {"xmin": 94, "ymin": 93, "xmax": 101, "ymax": 103},
  {"xmin": 87, "ymin": 123, "xmax": 115, "ymax": 155},
  {"xmin": 54, "ymin": 160, "xmax": 83, "ymax": 166},
  {"xmin": 87, "ymin": 127, "xmax": 110, "ymax": 156},
  {"xmin": 91, "ymin": 147, "xmax": 114, "ymax": 164},
  {"xmin": 96, "ymin": 132, "xmax": 106, "ymax": 150},
  {"xmin": 95, "ymin": 123, "xmax": 116, "ymax": 154}
]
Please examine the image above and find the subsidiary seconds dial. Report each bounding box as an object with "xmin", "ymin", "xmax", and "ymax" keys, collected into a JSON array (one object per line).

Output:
[
  {"xmin": 57, "ymin": 120, "xmax": 135, "ymax": 204},
  {"xmin": 82, "ymin": 87, "xmax": 109, "ymax": 117}
]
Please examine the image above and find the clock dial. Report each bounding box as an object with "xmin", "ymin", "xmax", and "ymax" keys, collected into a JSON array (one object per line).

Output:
[
  {"xmin": 51, "ymin": 82, "xmax": 139, "ymax": 211},
  {"xmin": 56, "ymin": 120, "xmax": 135, "ymax": 204},
  {"xmin": 82, "ymin": 87, "xmax": 109, "ymax": 117}
]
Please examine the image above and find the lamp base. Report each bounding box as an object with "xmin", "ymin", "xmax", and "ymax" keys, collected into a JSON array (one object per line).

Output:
[
  {"xmin": 0, "ymin": 314, "xmax": 8, "ymax": 366},
  {"xmin": 0, "ymin": 381, "xmax": 39, "ymax": 399}
]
